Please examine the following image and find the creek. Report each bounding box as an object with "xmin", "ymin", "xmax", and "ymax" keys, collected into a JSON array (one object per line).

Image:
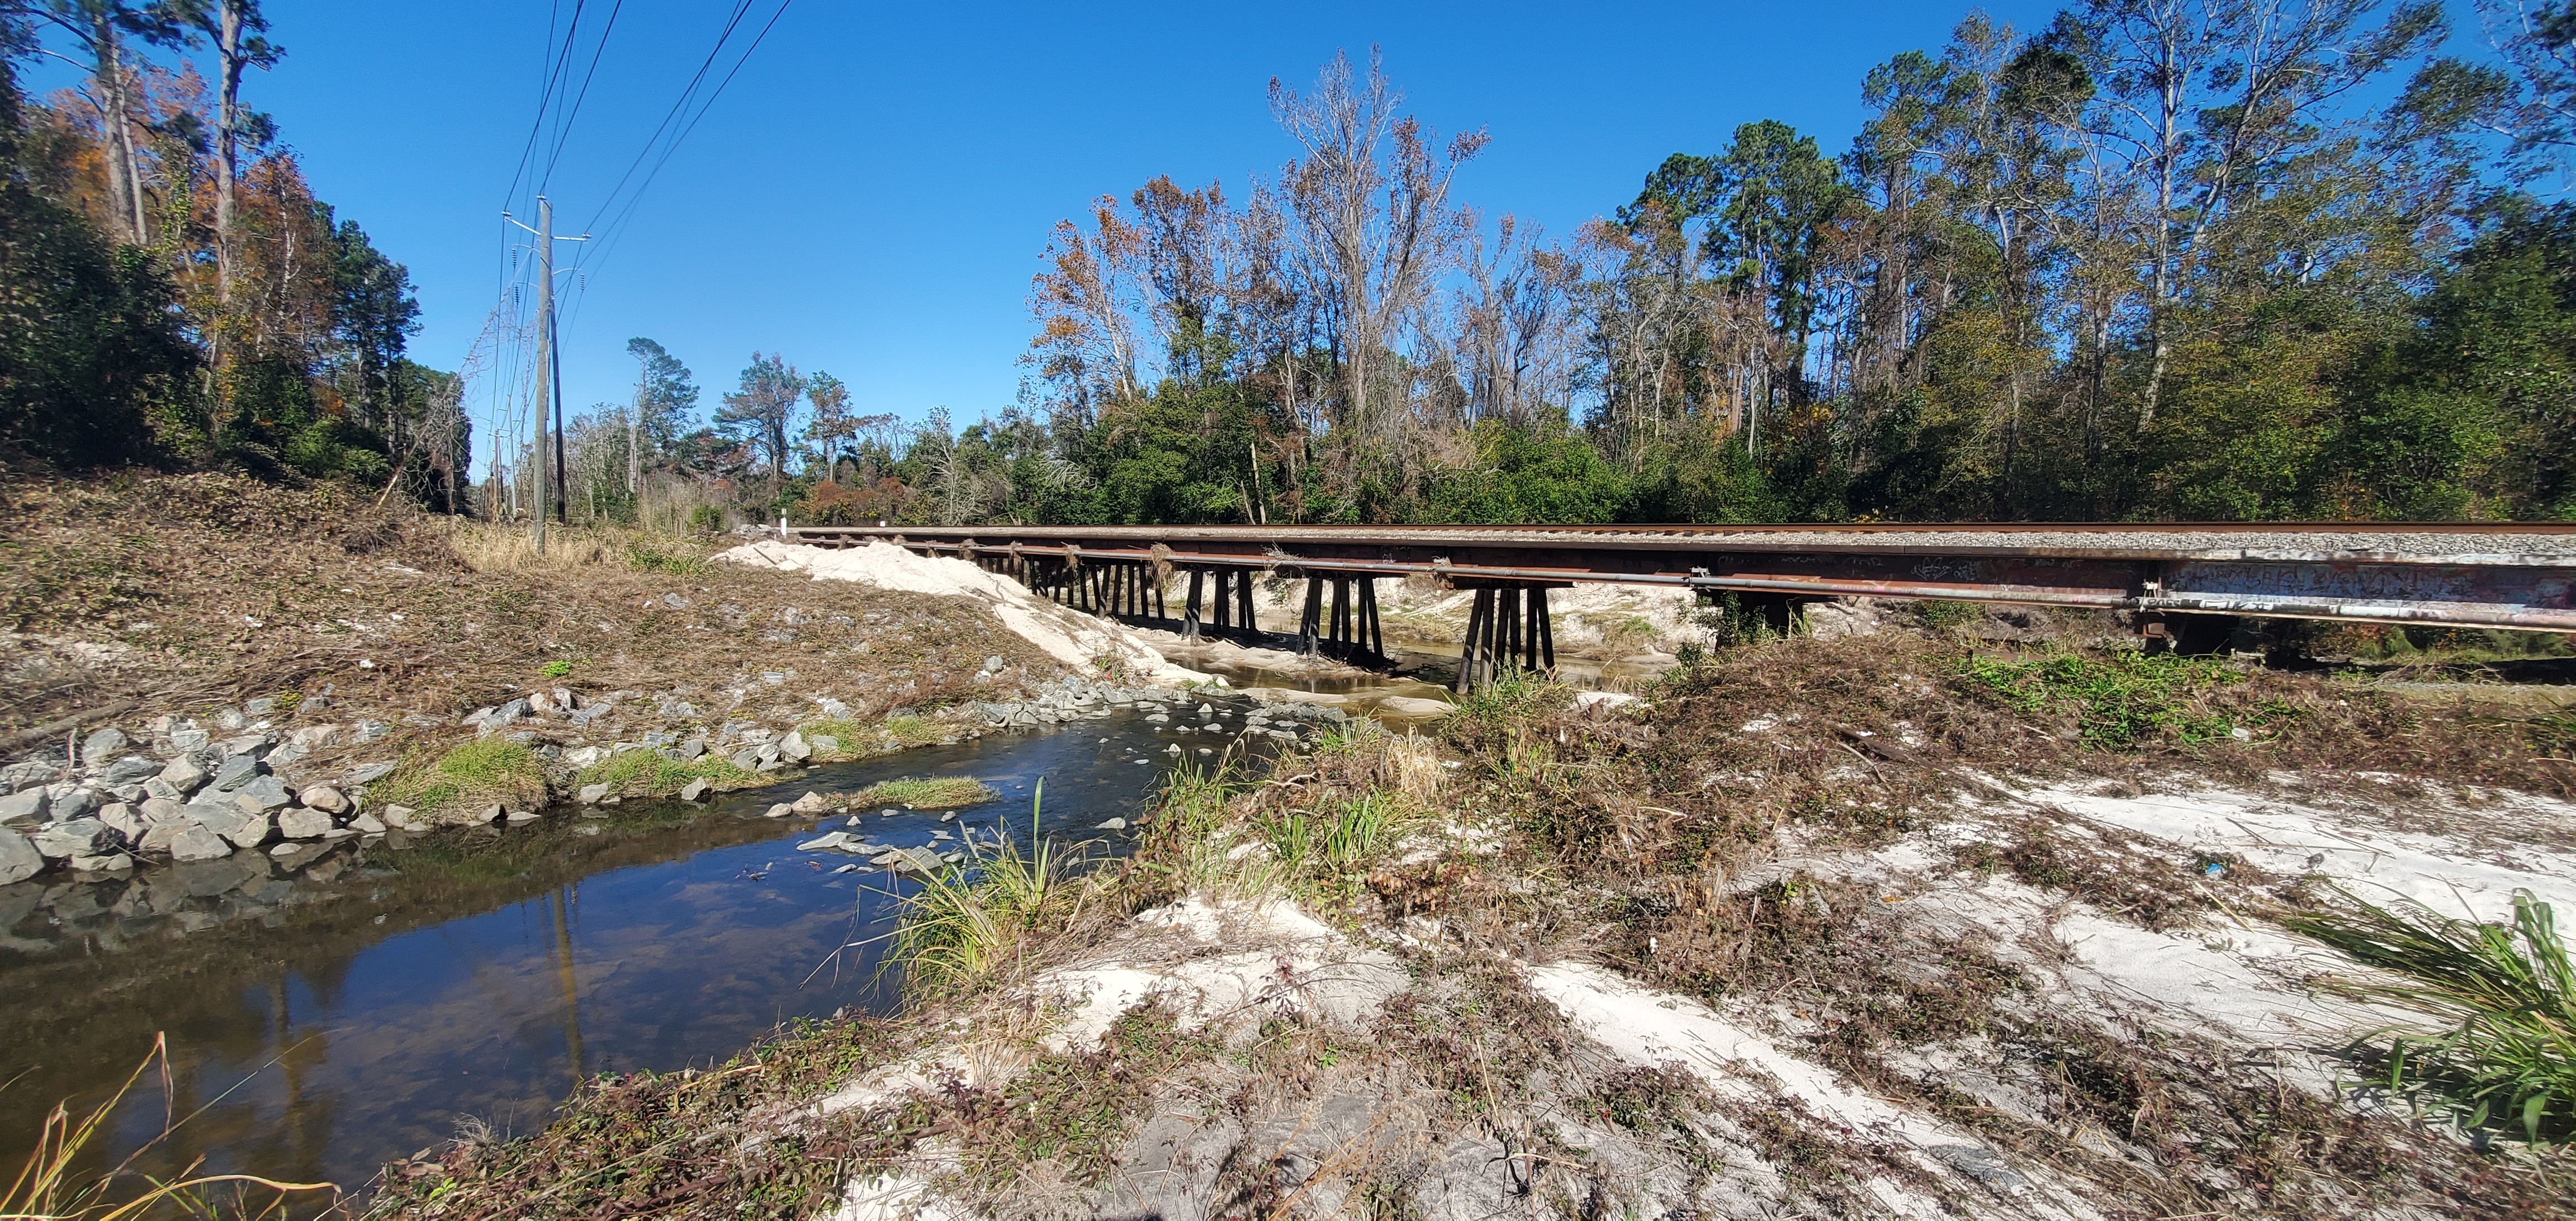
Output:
[{"xmin": 0, "ymin": 704, "xmax": 1324, "ymax": 1198}]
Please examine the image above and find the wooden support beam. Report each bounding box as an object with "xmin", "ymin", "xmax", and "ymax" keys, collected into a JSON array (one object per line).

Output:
[
  {"xmin": 1536, "ymin": 586, "xmax": 1555, "ymax": 669},
  {"xmin": 1454, "ymin": 588, "xmax": 1490, "ymax": 693},
  {"xmin": 1299, "ymin": 577, "xmax": 1323, "ymax": 655}
]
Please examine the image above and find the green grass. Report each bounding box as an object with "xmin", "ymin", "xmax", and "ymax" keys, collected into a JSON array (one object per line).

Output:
[
  {"xmin": 574, "ymin": 749, "xmax": 752, "ymax": 798},
  {"xmin": 624, "ymin": 539, "xmax": 708, "ymax": 575},
  {"xmin": 882, "ymin": 714, "xmax": 947, "ymax": 748},
  {"xmin": 2289, "ymin": 888, "xmax": 2576, "ymax": 1143},
  {"xmin": 1261, "ymin": 789, "xmax": 1410, "ymax": 882},
  {"xmin": 2523, "ymin": 708, "xmax": 2576, "ymax": 760},
  {"xmin": 1916, "ymin": 599, "xmax": 1976, "ymax": 630},
  {"xmin": 851, "ymin": 777, "xmax": 995, "ymax": 810},
  {"xmin": 889, "ymin": 780, "xmax": 1091, "ymax": 996},
  {"xmin": 372, "ymin": 738, "xmax": 550, "ymax": 819},
  {"xmin": 1957, "ymin": 649, "xmax": 2251, "ymax": 747}
]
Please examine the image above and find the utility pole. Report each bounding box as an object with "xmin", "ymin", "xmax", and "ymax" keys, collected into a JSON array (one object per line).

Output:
[
  {"xmin": 505, "ymin": 198, "xmax": 589, "ymax": 550},
  {"xmin": 532, "ymin": 198, "xmax": 553, "ymax": 551},
  {"xmin": 628, "ymin": 351, "xmax": 643, "ymax": 498}
]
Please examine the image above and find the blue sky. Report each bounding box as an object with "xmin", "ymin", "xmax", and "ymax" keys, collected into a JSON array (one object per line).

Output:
[{"xmin": 64, "ymin": 1, "xmax": 2097, "ymax": 441}]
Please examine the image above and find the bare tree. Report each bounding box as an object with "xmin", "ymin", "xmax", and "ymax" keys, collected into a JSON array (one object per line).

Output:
[{"xmin": 1270, "ymin": 48, "xmax": 1487, "ymax": 450}]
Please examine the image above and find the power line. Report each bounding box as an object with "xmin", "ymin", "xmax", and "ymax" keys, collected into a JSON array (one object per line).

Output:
[
  {"xmin": 501, "ymin": 0, "xmax": 588, "ymax": 211},
  {"xmin": 577, "ymin": 0, "xmax": 761, "ymax": 234},
  {"xmin": 538, "ymin": 0, "xmax": 627, "ymax": 195},
  {"xmin": 576, "ymin": 0, "xmax": 795, "ymax": 272}
]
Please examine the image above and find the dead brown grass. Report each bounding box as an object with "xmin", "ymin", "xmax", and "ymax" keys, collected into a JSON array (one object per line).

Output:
[{"xmin": 0, "ymin": 467, "xmax": 1059, "ymax": 772}]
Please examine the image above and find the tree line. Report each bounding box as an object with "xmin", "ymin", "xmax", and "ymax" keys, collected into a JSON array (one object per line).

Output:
[
  {"xmin": 18, "ymin": 0, "xmax": 2576, "ymax": 532},
  {"xmin": 794, "ymin": 2, "xmax": 2576, "ymax": 527},
  {"xmin": 0, "ymin": 1, "xmax": 458, "ymax": 502}
]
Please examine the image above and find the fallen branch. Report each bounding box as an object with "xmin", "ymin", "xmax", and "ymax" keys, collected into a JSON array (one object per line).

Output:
[{"xmin": 1, "ymin": 698, "xmax": 140, "ymax": 753}]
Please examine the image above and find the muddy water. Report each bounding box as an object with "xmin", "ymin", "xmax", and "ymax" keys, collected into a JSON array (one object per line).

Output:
[{"xmin": 0, "ymin": 709, "xmax": 1307, "ymax": 1198}]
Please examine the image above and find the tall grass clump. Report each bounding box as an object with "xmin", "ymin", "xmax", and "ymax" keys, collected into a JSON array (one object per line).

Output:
[
  {"xmin": 1261, "ymin": 791, "xmax": 1413, "ymax": 886},
  {"xmin": 373, "ymin": 737, "xmax": 549, "ymax": 818},
  {"xmin": 5, "ymin": 1037, "xmax": 335, "ymax": 1219},
  {"xmin": 2290, "ymin": 888, "xmax": 2576, "ymax": 1142},
  {"xmin": 889, "ymin": 780, "xmax": 1093, "ymax": 997}
]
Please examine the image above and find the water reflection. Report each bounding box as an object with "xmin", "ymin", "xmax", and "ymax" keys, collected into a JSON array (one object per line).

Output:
[{"xmin": 0, "ymin": 714, "xmax": 1202, "ymax": 1196}]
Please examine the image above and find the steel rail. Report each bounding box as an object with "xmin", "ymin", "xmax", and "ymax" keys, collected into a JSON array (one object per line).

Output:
[{"xmin": 778, "ymin": 523, "xmax": 2576, "ymax": 632}]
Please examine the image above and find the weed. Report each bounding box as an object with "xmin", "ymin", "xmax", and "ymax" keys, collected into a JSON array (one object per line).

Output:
[
  {"xmin": 624, "ymin": 539, "xmax": 708, "ymax": 575},
  {"xmin": 538, "ymin": 658, "xmax": 577, "ymax": 679},
  {"xmin": 851, "ymin": 777, "xmax": 995, "ymax": 810},
  {"xmin": 2290, "ymin": 888, "xmax": 2576, "ymax": 1142},
  {"xmin": 1126, "ymin": 758, "xmax": 1292, "ymax": 902},
  {"xmin": 1958, "ymin": 647, "xmax": 2249, "ymax": 747},
  {"xmin": 2525, "ymin": 708, "xmax": 2576, "ymax": 760},
  {"xmin": 373, "ymin": 737, "xmax": 549, "ymax": 819},
  {"xmin": 906, "ymin": 1002, "xmax": 1216, "ymax": 1211},
  {"xmin": 1916, "ymin": 599, "xmax": 1976, "ymax": 631}
]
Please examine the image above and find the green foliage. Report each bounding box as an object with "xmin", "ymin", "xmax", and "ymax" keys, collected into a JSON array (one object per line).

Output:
[
  {"xmin": 1955, "ymin": 649, "xmax": 2250, "ymax": 747},
  {"xmin": 538, "ymin": 659, "xmax": 576, "ymax": 679},
  {"xmin": 1428, "ymin": 420, "xmax": 1627, "ymax": 523},
  {"xmin": 0, "ymin": 66, "xmax": 196, "ymax": 468},
  {"xmin": 2290, "ymin": 889, "xmax": 2576, "ymax": 1143},
  {"xmin": 1916, "ymin": 599, "xmax": 1976, "ymax": 631}
]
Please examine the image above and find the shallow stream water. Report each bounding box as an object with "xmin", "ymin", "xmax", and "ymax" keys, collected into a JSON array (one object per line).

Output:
[{"xmin": 0, "ymin": 708, "xmax": 1293, "ymax": 1198}]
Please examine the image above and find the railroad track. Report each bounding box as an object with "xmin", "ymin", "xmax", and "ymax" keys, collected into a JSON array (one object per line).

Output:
[{"xmin": 781, "ymin": 522, "xmax": 2576, "ymax": 637}]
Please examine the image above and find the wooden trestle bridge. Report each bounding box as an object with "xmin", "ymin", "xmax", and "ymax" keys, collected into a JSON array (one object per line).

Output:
[{"xmin": 780, "ymin": 522, "xmax": 2576, "ymax": 690}]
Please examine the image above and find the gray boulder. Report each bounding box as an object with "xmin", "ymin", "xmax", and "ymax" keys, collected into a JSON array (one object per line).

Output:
[
  {"xmin": 299, "ymin": 785, "xmax": 349, "ymax": 814},
  {"xmin": 211, "ymin": 754, "xmax": 264, "ymax": 791},
  {"xmin": 728, "ymin": 749, "xmax": 761, "ymax": 772},
  {"xmin": 96, "ymin": 754, "xmax": 160, "ymax": 785},
  {"xmin": 779, "ymin": 731, "xmax": 811, "ymax": 763},
  {"xmin": 218, "ymin": 811, "xmax": 273, "ymax": 849},
  {"xmin": 32, "ymin": 818, "xmax": 116, "ymax": 860},
  {"xmin": 678, "ymin": 778, "xmax": 709, "ymax": 802},
  {"xmin": 168, "ymin": 825, "xmax": 231, "ymax": 863},
  {"xmin": 0, "ymin": 789, "xmax": 48, "ymax": 827},
  {"xmin": 139, "ymin": 797, "xmax": 188, "ymax": 825},
  {"xmin": 98, "ymin": 802, "xmax": 145, "ymax": 839},
  {"xmin": 0, "ymin": 827, "xmax": 41, "ymax": 884},
  {"xmin": 229, "ymin": 775, "xmax": 295, "ymax": 813},
  {"xmin": 49, "ymin": 788, "xmax": 98, "ymax": 822},
  {"xmin": 80, "ymin": 726, "xmax": 129, "ymax": 764},
  {"xmin": 578, "ymin": 783, "xmax": 612, "ymax": 804},
  {"xmin": 276, "ymin": 807, "xmax": 333, "ymax": 840},
  {"xmin": 159, "ymin": 752, "xmax": 210, "ymax": 793},
  {"xmin": 349, "ymin": 811, "xmax": 386, "ymax": 834},
  {"xmin": 675, "ymin": 738, "xmax": 707, "ymax": 761}
]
